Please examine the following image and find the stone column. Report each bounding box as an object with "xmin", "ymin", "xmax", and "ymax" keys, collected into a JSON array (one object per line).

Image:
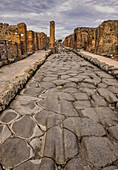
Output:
[
  {"xmin": 50, "ymin": 21, "xmax": 55, "ymax": 48},
  {"xmin": 34, "ymin": 32, "xmax": 38, "ymax": 51},
  {"xmin": 17, "ymin": 23, "xmax": 27, "ymax": 56},
  {"xmin": 27, "ymin": 30, "xmax": 34, "ymax": 53}
]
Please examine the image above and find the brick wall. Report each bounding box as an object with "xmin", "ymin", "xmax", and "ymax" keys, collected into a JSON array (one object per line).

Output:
[
  {"xmin": 0, "ymin": 22, "xmax": 50, "ymax": 62},
  {"xmin": 64, "ymin": 20, "xmax": 118, "ymax": 58}
]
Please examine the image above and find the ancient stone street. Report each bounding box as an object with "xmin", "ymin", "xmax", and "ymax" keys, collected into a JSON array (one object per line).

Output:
[{"xmin": 0, "ymin": 48, "xmax": 118, "ymax": 170}]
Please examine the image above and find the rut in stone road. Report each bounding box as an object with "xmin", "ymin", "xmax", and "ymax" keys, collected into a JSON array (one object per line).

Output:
[{"xmin": 0, "ymin": 48, "xmax": 118, "ymax": 170}]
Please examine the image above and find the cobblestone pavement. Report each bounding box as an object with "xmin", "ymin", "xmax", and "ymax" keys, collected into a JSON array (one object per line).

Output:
[{"xmin": 0, "ymin": 48, "xmax": 118, "ymax": 170}]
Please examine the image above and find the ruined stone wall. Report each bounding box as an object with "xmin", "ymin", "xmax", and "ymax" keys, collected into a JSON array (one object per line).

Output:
[
  {"xmin": 0, "ymin": 22, "xmax": 49, "ymax": 63},
  {"xmin": 64, "ymin": 20, "xmax": 118, "ymax": 58},
  {"xmin": 27, "ymin": 30, "xmax": 35, "ymax": 53},
  {"xmin": 74, "ymin": 27, "xmax": 96, "ymax": 51},
  {"xmin": 95, "ymin": 20, "xmax": 118, "ymax": 56}
]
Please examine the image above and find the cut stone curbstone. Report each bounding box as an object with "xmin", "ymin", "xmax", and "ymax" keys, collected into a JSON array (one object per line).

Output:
[{"xmin": 0, "ymin": 50, "xmax": 51, "ymax": 113}]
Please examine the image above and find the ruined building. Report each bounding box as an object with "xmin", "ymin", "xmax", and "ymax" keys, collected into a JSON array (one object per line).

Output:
[
  {"xmin": 64, "ymin": 20, "xmax": 118, "ymax": 58},
  {"xmin": 0, "ymin": 22, "xmax": 50, "ymax": 61}
]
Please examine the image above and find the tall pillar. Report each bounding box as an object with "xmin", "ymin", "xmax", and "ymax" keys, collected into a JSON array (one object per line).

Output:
[
  {"xmin": 27, "ymin": 30, "xmax": 35, "ymax": 53},
  {"xmin": 17, "ymin": 23, "xmax": 27, "ymax": 55},
  {"xmin": 50, "ymin": 21, "xmax": 55, "ymax": 48}
]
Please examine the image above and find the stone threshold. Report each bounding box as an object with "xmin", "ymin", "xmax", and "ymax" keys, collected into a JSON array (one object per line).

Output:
[
  {"xmin": 65, "ymin": 47, "xmax": 118, "ymax": 80},
  {"xmin": 0, "ymin": 50, "xmax": 52, "ymax": 113}
]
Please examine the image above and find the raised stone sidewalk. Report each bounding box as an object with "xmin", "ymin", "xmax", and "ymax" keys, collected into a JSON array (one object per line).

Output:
[
  {"xmin": 0, "ymin": 50, "xmax": 51, "ymax": 112},
  {"xmin": 65, "ymin": 47, "xmax": 118, "ymax": 79}
]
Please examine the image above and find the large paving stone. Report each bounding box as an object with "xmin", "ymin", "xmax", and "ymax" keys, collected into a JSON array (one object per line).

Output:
[
  {"xmin": 80, "ymin": 88, "xmax": 96, "ymax": 96},
  {"xmin": 30, "ymin": 135, "xmax": 46, "ymax": 157},
  {"xmin": 44, "ymin": 127, "xmax": 78, "ymax": 164},
  {"xmin": 63, "ymin": 117, "xmax": 105, "ymax": 138},
  {"xmin": 40, "ymin": 81, "xmax": 56, "ymax": 89},
  {"xmin": 38, "ymin": 97, "xmax": 60, "ymax": 113},
  {"xmin": 102, "ymin": 78, "xmax": 118, "ymax": 86},
  {"xmin": 81, "ymin": 107, "xmax": 117, "ymax": 126},
  {"xmin": 97, "ymin": 88, "xmax": 118, "ymax": 103},
  {"xmin": 10, "ymin": 95, "xmax": 40, "ymax": 115},
  {"xmin": 42, "ymin": 76, "xmax": 57, "ymax": 82},
  {"xmin": 108, "ymin": 125, "xmax": 118, "ymax": 140},
  {"xmin": 11, "ymin": 115, "xmax": 42, "ymax": 139},
  {"xmin": 40, "ymin": 88, "xmax": 59, "ymax": 99},
  {"xmin": 14, "ymin": 160, "xmax": 41, "ymax": 170},
  {"xmin": 64, "ymin": 87, "xmax": 78, "ymax": 93},
  {"xmin": 65, "ymin": 157, "xmax": 92, "ymax": 170},
  {"xmin": 91, "ymin": 94, "xmax": 107, "ymax": 106},
  {"xmin": 81, "ymin": 137, "xmax": 117, "ymax": 167},
  {"xmin": 44, "ymin": 126, "xmax": 64, "ymax": 164},
  {"xmin": 64, "ymin": 82, "xmax": 77, "ymax": 88},
  {"xmin": 59, "ymin": 92, "xmax": 75, "ymax": 101},
  {"xmin": 0, "ymin": 109, "xmax": 19, "ymax": 124},
  {"xmin": 98, "ymin": 83, "xmax": 108, "ymax": 88},
  {"xmin": 34, "ymin": 110, "xmax": 65, "ymax": 130},
  {"xmin": 39, "ymin": 158, "xmax": 58, "ymax": 170},
  {"xmin": 28, "ymin": 80, "xmax": 40, "ymax": 88},
  {"xmin": 73, "ymin": 92, "xmax": 89, "ymax": 100},
  {"xmin": 52, "ymin": 79, "xmax": 70, "ymax": 86},
  {"xmin": 0, "ymin": 138, "xmax": 33, "ymax": 168},
  {"xmin": 74, "ymin": 100, "xmax": 91, "ymax": 110},
  {"xmin": 64, "ymin": 129, "xmax": 79, "ymax": 161},
  {"xmin": 107, "ymin": 86, "xmax": 118, "ymax": 94},
  {"xmin": 61, "ymin": 100, "xmax": 79, "ymax": 117},
  {"xmin": 102, "ymin": 166, "xmax": 118, "ymax": 170},
  {"xmin": 23, "ymin": 87, "xmax": 45, "ymax": 97},
  {"xmin": 0, "ymin": 125, "xmax": 11, "ymax": 144},
  {"xmin": 80, "ymin": 82, "xmax": 96, "ymax": 89}
]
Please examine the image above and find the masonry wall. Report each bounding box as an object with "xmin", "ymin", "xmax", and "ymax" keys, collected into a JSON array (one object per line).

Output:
[
  {"xmin": 0, "ymin": 22, "xmax": 49, "ymax": 62},
  {"xmin": 64, "ymin": 20, "xmax": 118, "ymax": 58},
  {"xmin": 27, "ymin": 30, "xmax": 35, "ymax": 53}
]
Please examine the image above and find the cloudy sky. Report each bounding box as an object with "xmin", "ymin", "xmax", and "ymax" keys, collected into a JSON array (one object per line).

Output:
[{"xmin": 0, "ymin": 0, "xmax": 118, "ymax": 39}]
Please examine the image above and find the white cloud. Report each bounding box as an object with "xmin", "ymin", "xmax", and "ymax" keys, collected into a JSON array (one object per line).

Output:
[
  {"xmin": 0, "ymin": 0, "xmax": 118, "ymax": 39},
  {"xmin": 95, "ymin": 5, "xmax": 117, "ymax": 13}
]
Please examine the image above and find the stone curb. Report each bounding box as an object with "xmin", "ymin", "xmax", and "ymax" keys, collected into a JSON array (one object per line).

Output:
[
  {"xmin": 65, "ymin": 47, "xmax": 118, "ymax": 80},
  {"xmin": 0, "ymin": 50, "xmax": 52, "ymax": 113}
]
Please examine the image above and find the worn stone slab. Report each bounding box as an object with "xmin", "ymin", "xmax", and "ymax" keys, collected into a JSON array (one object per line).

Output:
[
  {"xmin": 30, "ymin": 135, "xmax": 46, "ymax": 157},
  {"xmin": 74, "ymin": 100, "xmax": 91, "ymax": 110},
  {"xmin": 0, "ymin": 109, "xmax": 19, "ymax": 124},
  {"xmin": 38, "ymin": 97, "xmax": 60, "ymax": 113},
  {"xmin": 91, "ymin": 94, "xmax": 107, "ymax": 106},
  {"xmin": 44, "ymin": 127, "xmax": 78, "ymax": 164},
  {"xmin": 10, "ymin": 95, "xmax": 40, "ymax": 115},
  {"xmin": 97, "ymin": 88, "xmax": 118, "ymax": 103},
  {"xmin": 73, "ymin": 92, "xmax": 89, "ymax": 100},
  {"xmin": 102, "ymin": 166, "xmax": 118, "ymax": 170},
  {"xmin": 81, "ymin": 137, "xmax": 117, "ymax": 168},
  {"xmin": 14, "ymin": 160, "xmax": 41, "ymax": 170},
  {"xmin": 61, "ymin": 100, "xmax": 79, "ymax": 117},
  {"xmin": 108, "ymin": 125, "xmax": 118, "ymax": 140},
  {"xmin": 81, "ymin": 107, "xmax": 117, "ymax": 126},
  {"xmin": 39, "ymin": 158, "xmax": 58, "ymax": 170},
  {"xmin": 65, "ymin": 157, "xmax": 92, "ymax": 170},
  {"xmin": 34, "ymin": 109, "xmax": 65, "ymax": 130},
  {"xmin": 64, "ymin": 117, "xmax": 105, "ymax": 138},
  {"xmin": 11, "ymin": 115, "xmax": 42, "ymax": 139},
  {"xmin": 0, "ymin": 138, "xmax": 33, "ymax": 168},
  {"xmin": 0, "ymin": 125, "xmax": 11, "ymax": 145}
]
